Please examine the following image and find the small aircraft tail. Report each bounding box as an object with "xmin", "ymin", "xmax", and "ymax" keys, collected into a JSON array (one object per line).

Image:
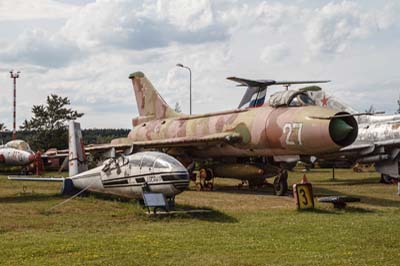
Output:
[
  {"xmin": 129, "ymin": 71, "xmax": 183, "ymax": 120},
  {"xmin": 68, "ymin": 121, "xmax": 88, "ymax": 176}
]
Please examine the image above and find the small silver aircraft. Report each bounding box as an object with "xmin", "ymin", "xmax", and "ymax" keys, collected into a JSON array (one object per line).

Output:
[
  {"xmin": 9, "ymin": 121, "xmax": 190, "ymax": 201},
  {"xmin": 0, "ymin": 140, "xmax": 43, "ymax": 173}
]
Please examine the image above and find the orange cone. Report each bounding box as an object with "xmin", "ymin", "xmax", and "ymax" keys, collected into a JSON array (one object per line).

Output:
[{"xmin": 301, "ymin": 174, "xmax": 309, "ymax": 184}]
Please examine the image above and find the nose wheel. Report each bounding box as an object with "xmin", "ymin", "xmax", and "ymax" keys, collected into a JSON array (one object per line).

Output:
[{"xmin": 273, "ymin": 171, "xmax": 288, "ymax": 196}]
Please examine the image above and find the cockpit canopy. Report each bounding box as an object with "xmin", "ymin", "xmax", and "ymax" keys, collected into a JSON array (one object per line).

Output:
[
  {"xmin": 269, "ymin": 90, "xmax": 315, "ymax": 108},
  {"xmin": 5, "ymin": 140, "xmax": 32, "ymax": 152},
  {"xmin": 127, "ymin": 151, "xmax": 185, "ymax": 172}
]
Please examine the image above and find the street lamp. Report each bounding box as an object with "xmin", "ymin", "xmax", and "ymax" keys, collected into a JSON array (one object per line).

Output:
[
  {"xmin": 9, "ymin": 70, "xmax": 20, "ymax": 140},
  {"xmin": 176, "ymin": 63, "xmax": 192, "ymax": 115}
]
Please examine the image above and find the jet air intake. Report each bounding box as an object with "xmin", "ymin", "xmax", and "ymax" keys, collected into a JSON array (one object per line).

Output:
[{"xmin": 329, "ymin": 112, "xmax": 358, "ymax": 147}]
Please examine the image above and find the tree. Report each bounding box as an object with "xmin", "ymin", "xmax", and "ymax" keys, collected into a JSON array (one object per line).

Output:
[
  {"xmin": 0, "ymin": 123, "xmax": 6, "ymax": 132},
  {"xmin": 20, "ymin": 94, "xmax": 83, "ymax": 150},
  {"xmin": 174, "ymin": 102, "xmax": 182, "ymax": 113},
  {"xmin": 365, "ymin": 105, "xmax": 375, "ymax": 114},
  {"xmin": 397, "ymin": 95, "xmax": 400, "ymax": 114}
]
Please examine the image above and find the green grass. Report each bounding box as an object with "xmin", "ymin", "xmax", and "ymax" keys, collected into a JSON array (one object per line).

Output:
[{"xmin": 1, "ymin": 168, "xmax": 399, "ymax": 265}]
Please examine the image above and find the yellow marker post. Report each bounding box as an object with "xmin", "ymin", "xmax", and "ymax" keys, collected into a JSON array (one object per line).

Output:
[{"xmin": 293, "ymin": 183, "xmax": 314, "ymax": 209}]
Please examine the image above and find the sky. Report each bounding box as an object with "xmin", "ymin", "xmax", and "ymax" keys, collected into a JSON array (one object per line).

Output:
[{"xmin": 0, "ymin": 0, "xmax": 399, "ymax": 129}]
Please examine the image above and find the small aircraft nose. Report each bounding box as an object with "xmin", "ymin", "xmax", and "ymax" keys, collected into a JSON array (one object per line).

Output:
[{"xmin": 28, "ymin": 154, "xmax": 36, "ymax": 163}]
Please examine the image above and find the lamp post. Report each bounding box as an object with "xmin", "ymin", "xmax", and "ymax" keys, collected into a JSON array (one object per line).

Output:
[
  {"xmin": 176, "ymin": 63, "xmax": 192, "ymax": 115},
  {"xmin": 9, "ymin": 70, "xmax": 20, "ymax": 140}
]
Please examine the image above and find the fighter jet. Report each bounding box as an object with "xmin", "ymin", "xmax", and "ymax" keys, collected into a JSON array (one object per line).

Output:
[
  {"xmin": 304, "ymin": 88, "xmax": 400, "ymax": 183},
  {"xmin": 85, "ymin": 72, "xmax": 358, "ymax": 195},
  {"xmin": 9, "ymin": 121, "xmax": 190, "ymax": 201},
  {"xmin": 235, "ymin": 79, "xmax": 399, "ymax": 184},
  {"xmin": 0, "ymin": 139, "xmax": 43, "ymax": 174}
]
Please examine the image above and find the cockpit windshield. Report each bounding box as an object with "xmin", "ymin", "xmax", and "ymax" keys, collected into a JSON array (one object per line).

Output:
[
  {"xmin": 131, "ymin": 151, "xmax": 185, "ymax": 172},
  {"xmin": 288, "ymin": 93, "xmax": 315, "ymax": 107},
  {"xmin": 5, "ymin": 140, "xmax": 32, "ymax": 152},
  {"xmin": 269, "ymin": 90, "xmax": 315, "ymax": 108}
]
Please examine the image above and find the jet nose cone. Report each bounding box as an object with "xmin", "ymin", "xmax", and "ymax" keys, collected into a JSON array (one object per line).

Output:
[
  {"xmin": 330, "ymin": 119, "xmax": 353, "ymax": 141},
  {"xmin": 329, "ymin": 114, "xmax": 358, "ymax": 146}
]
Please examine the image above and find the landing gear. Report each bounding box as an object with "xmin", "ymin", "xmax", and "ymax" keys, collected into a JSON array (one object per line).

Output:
[
  {"xmin": 380, "ymin": 174, "xmax": 392, "ymax": 184},
  {"xmin": 380, "ymin": 174, "xmax": 397, "ymax": 184},
  {"xmin": 273, "ymin": 171, "xmax": 288, "ymax": 196},
  {"xmin": 196, "ymin": 168, "xmax": 214, "ymax": 191}
]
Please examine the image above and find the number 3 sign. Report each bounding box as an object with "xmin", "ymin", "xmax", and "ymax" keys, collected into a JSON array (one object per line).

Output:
[{"xmin": 293, "ymin": 183, "xmax": 314, "ymax": 209}]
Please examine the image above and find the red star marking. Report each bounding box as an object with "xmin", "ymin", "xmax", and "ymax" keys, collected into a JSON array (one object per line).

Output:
[{"xmin": 321, "ymin": 95, "xmax": 329, "ymax": 107}]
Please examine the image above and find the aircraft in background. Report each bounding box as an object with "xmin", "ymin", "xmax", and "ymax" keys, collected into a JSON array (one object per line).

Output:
[
  {"xmin": 9, "ymin": 121, "xmax": 190, "ymax": 201},
  {"xmin": 80, "ymin": 72, "xmax": 358, "ymax": 196},
  {"xmin": 235, "ymin": 79, "xmax": 399, "ymax": 183},
  {"xmin": 0, "ymin": 139, "xmax": 43, "ymax": 174}
]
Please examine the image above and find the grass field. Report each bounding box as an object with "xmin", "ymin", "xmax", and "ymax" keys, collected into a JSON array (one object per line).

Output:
[{"xmin": 1, "ymin": 168, "xmax": 399, "ymax": 266}]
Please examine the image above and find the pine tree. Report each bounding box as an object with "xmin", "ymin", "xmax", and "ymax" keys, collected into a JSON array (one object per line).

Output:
[
  {"xmin": 174, "ymin": 102, "xmax": 182, "ymax": 113},
  {"xmin": 20, "ymin": 94, "xmax": 83, "ymax": 150}
]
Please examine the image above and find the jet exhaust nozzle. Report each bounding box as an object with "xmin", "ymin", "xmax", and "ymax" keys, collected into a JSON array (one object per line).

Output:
[{"xmin": 329, "ymin": 112, "xmax": 358, "ymax": 147}]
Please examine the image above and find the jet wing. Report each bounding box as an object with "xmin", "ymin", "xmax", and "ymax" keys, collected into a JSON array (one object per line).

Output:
[
  {"xmin": 341, "ymin": 139, "xmax": 400, "ymax": 154},
  {"xmin": 340, "ymin": 143, "xmax": 374, "ymax": 152},
  {"xmin": 8, "ymin": 176, "xmax": 65, "ymax": 182},
  {"xmin": 82, "ymin": 132, "xmax": 243, "ymax": 153},
  {"xmin": 375, "ymin": 139, "xmax": 400, "ymax": 147}
]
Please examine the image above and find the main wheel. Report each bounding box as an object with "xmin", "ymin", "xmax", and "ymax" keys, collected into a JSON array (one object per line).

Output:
[
  {"xmin": 380, "ymin": 174, "xmax": 393, "ymax": 184},
  {"xmin": 273, "ymin": 172, "xmax": 288, "ymax": 196}
]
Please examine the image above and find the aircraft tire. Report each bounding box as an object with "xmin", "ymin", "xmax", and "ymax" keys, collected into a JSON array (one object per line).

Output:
[
  {"xmin": 274, "ymin": 172, "xmax": 288, "ymax": 196},
  {"xmin": 380, "ymin": 174, "xmax": 393, "ymax": 184}
]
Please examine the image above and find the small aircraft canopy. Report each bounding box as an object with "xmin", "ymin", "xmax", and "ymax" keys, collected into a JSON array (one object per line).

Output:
[
  {"xmin": 128, "ymin": 151, "xmax": 185, "ymax": 171},
  {"xmin": 269, "ymin": 90, "xmax": 315, "ymax": 108},
  {"xmin": 5, "ymin": 140, "xmax": 32, "ymax": 152}
]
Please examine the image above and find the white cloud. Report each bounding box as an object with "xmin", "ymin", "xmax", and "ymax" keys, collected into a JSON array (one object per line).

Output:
[
  {"xmin": 1, "ymin": 0, "xmax": 400, "ymax": 130},
  {"xmin": 0, "ymin": 29, "xmax": 81, "ymax": 68},
  {"xmin": 260, "ymin": 43, "xmax": 290, "ymax": 63},
  {"xmin": 157, "ymin": 0, "xmax": 214, "ymax": 31},
  {"xmin": 0, "ymin": 0, "xmax": 78, "ymax": 21},
  {"xmin": 305, "ymin": 1, "xmax": 374, "ymax": 55},
  {"xmin": 61, "ymin": 0, "xmax": 229, "ymax": 51}
]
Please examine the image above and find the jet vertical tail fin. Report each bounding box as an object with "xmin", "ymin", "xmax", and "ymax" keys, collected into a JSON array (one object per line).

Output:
[
  {"xmin": 129, "ymin": 72, "xmax": 183, "ymax": 121},
  {"xmin": 68, "ymin": 121, "xmax": 88, "ymax": 177}
]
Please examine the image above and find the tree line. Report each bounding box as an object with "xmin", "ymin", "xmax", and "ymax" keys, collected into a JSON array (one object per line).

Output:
[
  {"xmin": 0, "ymin": 94, "xmax": 130, "ymax": 151},
  {"xmin": 0, "ymin": 129, "xmax": 130, "ymax": 151}
]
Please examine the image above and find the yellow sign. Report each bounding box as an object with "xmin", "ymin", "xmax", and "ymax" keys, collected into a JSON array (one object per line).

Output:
[{"xmin": 294, "ymin": 183, "xmax": 314, "ymax": 209}]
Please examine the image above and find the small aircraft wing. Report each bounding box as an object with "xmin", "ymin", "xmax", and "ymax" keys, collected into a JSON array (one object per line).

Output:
[
  {"xmin": 227, "ymin": 77, "xmax": 330, "ymax": 108},
  {"xmin": 81, "ymin": 132, "xmax": 243, "ymax": 153},
  {"xmin": 8, "ymin": 176, "xmax": 65, "ymax": 182},
  {"xmin": 227, "ymin": 77, "xmax": 330, "ymax": 87}
]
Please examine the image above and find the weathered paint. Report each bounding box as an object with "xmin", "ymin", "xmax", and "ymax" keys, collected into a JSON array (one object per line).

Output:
[
  {"xmin": 0, "ymin": 140, "xmax": 35, "ymax": 166},
  {"xmin": 307, "ymin": 89, "xmax": 400, "ymax": 179},
  {"xmin": 126, "ymin": 72, "xmax": 357, "ymax": 159}
]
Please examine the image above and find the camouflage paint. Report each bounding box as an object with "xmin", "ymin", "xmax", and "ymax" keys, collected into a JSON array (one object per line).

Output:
[{"xmin": 126, "ymin": 72, "xmax": 357, "ymax": 159}]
